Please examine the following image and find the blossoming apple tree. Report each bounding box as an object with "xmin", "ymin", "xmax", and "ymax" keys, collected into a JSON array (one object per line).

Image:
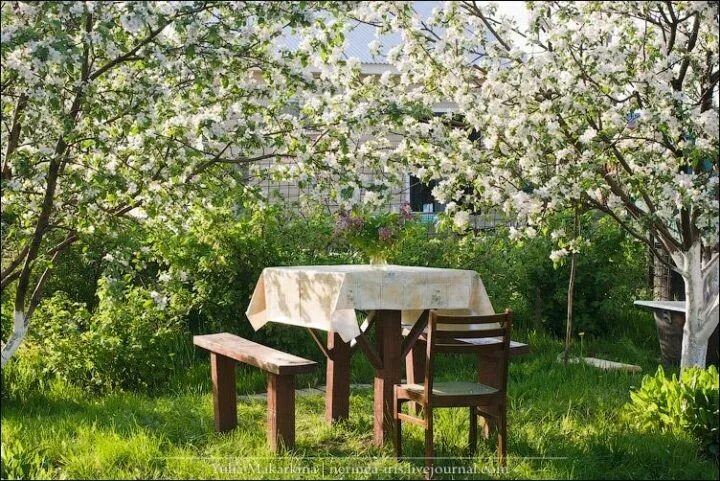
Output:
[
  {"xmin": 340, "ymin": 1, "xmax": 718, "ymax": 367},
  {"xmin": 0, "ymin": 1, "xmax": 366, "ymax": 366}
]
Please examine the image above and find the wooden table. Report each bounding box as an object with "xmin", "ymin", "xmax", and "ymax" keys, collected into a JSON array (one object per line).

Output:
[{"xmin": 246, "ymin": 265, "xmax": 500, "ymax": 447}]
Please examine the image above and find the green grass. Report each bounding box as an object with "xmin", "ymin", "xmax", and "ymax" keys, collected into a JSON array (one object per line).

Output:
[{"xmin": 1, "ymin": 332, "xmax": 717, "ymax": 480}]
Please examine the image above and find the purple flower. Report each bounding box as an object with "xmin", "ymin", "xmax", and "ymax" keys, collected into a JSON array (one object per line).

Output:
[
  {"xmin": 378, "ymin": 226, "xmax": 394, "ymax": 241},
  {"xmin": 334, "ymin": 209, "xmax": 351, "ymax": 235},
  {"xmin": 349, "ymin": 215, "xmax": 364, "ymax": 230}
]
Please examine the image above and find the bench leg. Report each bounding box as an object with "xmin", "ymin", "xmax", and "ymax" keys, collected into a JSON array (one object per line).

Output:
[
  {"xmin": 326, "ymin": 331, "xmax": 351, "ymax": 423},
  {"xmin": 405, "ymin": 339, "xmax": 426, "ymax": 415},
  {"xmin": 267, "ymin": 373, "xmax": 295, "ymax": 451},
  {"xmin": 211, "ymin": 353, "xmax": 237, "ymax": 432}
]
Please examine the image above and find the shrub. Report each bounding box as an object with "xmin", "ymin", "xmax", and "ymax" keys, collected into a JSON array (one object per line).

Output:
[
  {"xmin": 4, "ymin": 204, "xmax": 654, "ymax": 394},
  {"xmin": 0, "ymin": 342, "xmax": 50, "ymax": 402},
  {"xmin": 147, "ymin": 204, "xmax": 357, "ymax": 358},
  {"xmin": 624, "ymin": 365, "xmax": 720, "ymax": 459},
  {"xmin": 390, "ymin": 213, "xmax": 653, "ymax": 340},
  {"xmin": 25, "ymin": 284, "xmax": 188, "ymax": 394}
]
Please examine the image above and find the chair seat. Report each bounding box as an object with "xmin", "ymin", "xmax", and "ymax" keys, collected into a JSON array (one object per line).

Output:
[{"xmin": 400, "ymin": 381, "xmax": 498, "ymax": 397}]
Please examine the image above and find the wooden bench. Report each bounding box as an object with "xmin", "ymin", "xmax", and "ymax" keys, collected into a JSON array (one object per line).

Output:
[{"xmin": 193, "ymin": 333, "xmax": 317, "ymax": 451}]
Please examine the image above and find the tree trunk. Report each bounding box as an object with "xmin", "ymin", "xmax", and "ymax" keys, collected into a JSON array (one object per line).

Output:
[
  {"xmin": 0, "ymin": 311, "xmax": 27, "ymax": 367},
  {"xmin": 563, "ymin": 207, "xmax": 580, "ymax": 366},
  {"xmin": 563, "ymin": 250, "xmax": 577, "ymax": 366},
  {"xmin": 672, "ymin": 242, "xmax": 720, "ymax": 369}
]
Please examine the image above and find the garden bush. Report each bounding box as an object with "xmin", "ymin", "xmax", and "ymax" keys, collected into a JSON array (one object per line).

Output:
[
  {"xmin": 390, "ymin": 213, "xmax": 653, "ymax": 340},
  {"xmin": 2, "ymin": 204, "xmax": 655, "ymax": 395},
  {"xmin": 20, "ymin": 283, "xmax": 188, "ymax": 394},
  {"xmin": 624, "ymin": 365, "xmax": 720, "ymax": 459},
  {"xmin": 2, "ymin": 204, "xmax": 353, "ymax": 395}
]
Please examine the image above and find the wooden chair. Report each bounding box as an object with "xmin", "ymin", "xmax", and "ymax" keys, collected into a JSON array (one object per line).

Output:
[{"xmin": 393, "ymin": 309, "xmax": 513, "ymax": 472}]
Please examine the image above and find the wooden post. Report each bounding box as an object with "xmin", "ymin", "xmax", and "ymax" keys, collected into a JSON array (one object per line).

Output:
[
  {"xmin": 325, "ymin": 331, "xmax": 351, "ymax": 423},
  {"xmin": 405, "ymin": 338, "xmax": 426, "ymax": 415},
  {"xmin": 210, "ymin": 353, "xmax": 237, "ymax": 432},
  {"xmin": 374, "ymin": 310, "xmax": 402, "ymax": 447},
  {"xmin": 267, "ymin": 373, "xmax": 295, "ymax": 451}
]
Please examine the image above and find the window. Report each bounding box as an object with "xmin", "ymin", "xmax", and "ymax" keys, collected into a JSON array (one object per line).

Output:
[
  {"xmin": 409, "ymin": 176, "xmax": 445, "ymax": 214},
  {"xmin": 407, "ymin": 114, "xmax": 480, "ymax": 215}
]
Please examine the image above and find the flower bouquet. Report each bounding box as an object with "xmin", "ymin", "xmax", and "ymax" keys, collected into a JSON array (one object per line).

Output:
[{"xmin": 334, "ymin": 202, "xmax": 414, "ymax": 264}]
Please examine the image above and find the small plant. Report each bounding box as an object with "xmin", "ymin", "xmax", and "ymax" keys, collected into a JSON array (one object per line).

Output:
[
  {"xmin": 0, "ymin": 437, "xmax": 50, "ymax": 480},
  {"xmin": 333, "ymin": 202, "xmax": 415, "ymax": 263},
  {"xmin": 624, "ymin": 365, "xmax": 719, "ymax": 460}
]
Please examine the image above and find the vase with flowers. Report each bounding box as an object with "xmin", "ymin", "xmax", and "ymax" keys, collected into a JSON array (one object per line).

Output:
[{"xmin": 334, "ymin": 201, "xmax": 415, "ymax": 265}]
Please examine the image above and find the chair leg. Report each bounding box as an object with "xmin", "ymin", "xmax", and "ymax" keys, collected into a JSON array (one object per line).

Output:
[
  {"xmin": 469, "ymin": 406, "xmax": 477, "ymax": 456},
  {"xmin": 497, "ymin": 404, "xmax": 507, "ymax": 467},
  {"xmin": 406, "ymin": 339, "xmax": 426, "ymax": 415},
  {"xmin": 424, "ymin": 408, "xmax": 434, "ymax": 479},
  {"xmin": 394, "ymin": 393, "xmax": 402, "ymax": 459}
]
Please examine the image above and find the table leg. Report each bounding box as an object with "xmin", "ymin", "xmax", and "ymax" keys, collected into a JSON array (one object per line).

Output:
[
  {"xmin": 325, "ymin": 331, "xmax": 351, "ymax": 423},
  {"xmin": 477, "ymin": 352, "xmax": 501, "ymax": 438},
  {"xmin": 374, "ymin": 310, "xmax": 402, "ymax": 447}
]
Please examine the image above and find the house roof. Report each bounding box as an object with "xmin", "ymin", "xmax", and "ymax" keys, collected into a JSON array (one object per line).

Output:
[{"xmin": 343, "ymin": 1, "xmax": 441, "ymax": 67}]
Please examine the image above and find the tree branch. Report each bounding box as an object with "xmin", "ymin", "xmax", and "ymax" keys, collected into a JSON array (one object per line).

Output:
[
  {"xmin": 89, "ymin": 3, "xmax": 211, "ymax": 81},
  {"xmin": 671, "ymin": 14, "xmax": 700, "ymax": 91},
  {"xmin": 463, "ymin": 1, "xmax": 512, "ymax": 52},
  {"xmin": 0, "ymin": 271, "xmax": 21, "ymax": 292},
  {"xmin": 25, "ymin": 232, "xmax": 77, "ymax": 321},
  {"xmin": 13, "ymin": 9, "xmax": 93, "ymax": 317},
  {"xmin": 1, "ymin": 244, "xmax": 29, "ymax": 284},
  {"xmin": 90, "ymin": 23, "xmax": 170, "ymax": 81},
  {"xmin": 586, "ymin": 196, "xmax": 677, "ymax": 270},
  {"xmin": 2, "ymin": 93, "xmax": 28, "ymax": 179}
]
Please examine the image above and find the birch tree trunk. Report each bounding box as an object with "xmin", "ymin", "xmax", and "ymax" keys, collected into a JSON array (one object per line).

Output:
[{"xmin": 672, "ymin": 242, "xmax": 720, "ymax": 369}]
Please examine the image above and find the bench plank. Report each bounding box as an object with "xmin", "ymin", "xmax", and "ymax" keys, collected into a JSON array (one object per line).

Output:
[{"xmin": 194, "ymin": 333, "xmax": 317, "ymax": 375}]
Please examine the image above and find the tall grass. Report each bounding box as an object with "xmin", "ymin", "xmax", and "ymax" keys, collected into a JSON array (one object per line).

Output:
[{"xmin": 2, "ymin": 332, "xmax": 717, "ymax": 480}]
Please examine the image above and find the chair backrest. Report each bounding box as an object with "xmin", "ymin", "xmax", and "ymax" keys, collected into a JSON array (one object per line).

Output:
[{"xmin": 423, "ymin": 309, "xmax": 513, "ymax": 404}]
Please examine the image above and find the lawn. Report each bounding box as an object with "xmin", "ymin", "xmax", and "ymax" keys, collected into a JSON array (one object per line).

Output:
[{"xmin": 2, "ymin": 332, "xmax": 717, "ymax": 480}]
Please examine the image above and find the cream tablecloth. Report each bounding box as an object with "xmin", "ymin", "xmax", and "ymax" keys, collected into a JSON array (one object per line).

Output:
[{"xmin": 246, "ymin": 265, "xmax": 495, "ymax": 342}]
